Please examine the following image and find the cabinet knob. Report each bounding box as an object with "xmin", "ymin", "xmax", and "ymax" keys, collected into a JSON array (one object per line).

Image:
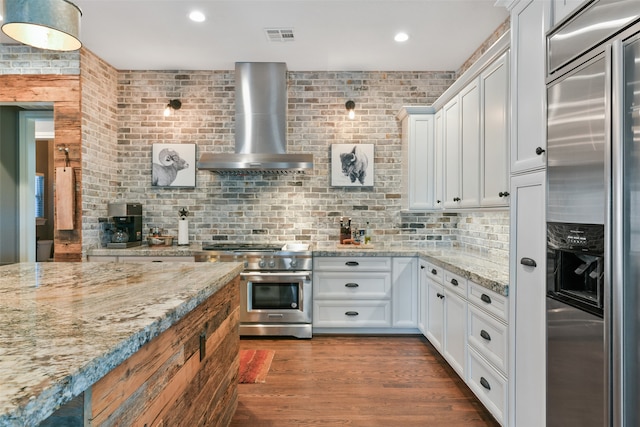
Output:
[
  {"xmin": 431, "ymin": 269, "xmax": 437, "ymax": 275},
  {"xmin": 498, "ymin": 191, "xmax": 510, "ymax": 197},
  {"xmin": 436, "ymin": 200, "xmax": 441, "ymax": 204},
  {"xmin": 535, "ymin": 146, "xmax": 546, "ymax": 155},
  {"xmin": 450, "ymin": 278, "xmax": 458, "ymax": 286}
]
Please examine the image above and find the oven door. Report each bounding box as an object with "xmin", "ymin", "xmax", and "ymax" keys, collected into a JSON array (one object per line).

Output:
[{"xmin": 240, "ymin": 271, "xmax": 312, "ymax": 324}]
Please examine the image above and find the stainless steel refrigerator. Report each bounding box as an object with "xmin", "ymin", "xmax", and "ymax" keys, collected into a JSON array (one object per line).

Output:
[{"xmin": 547, "ymin": 1, "xmax": 640, "ymax": 426}]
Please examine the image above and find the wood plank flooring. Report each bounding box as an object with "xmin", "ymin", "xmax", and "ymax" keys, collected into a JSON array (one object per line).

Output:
[{"xmin": 230, "ymin": 335, "xmax": 500, "ymax": 427}]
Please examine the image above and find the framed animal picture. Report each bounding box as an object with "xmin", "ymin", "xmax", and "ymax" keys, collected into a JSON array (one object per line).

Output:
[
  {"xmin": 330, "ymin": 144, "xmax": 374, "ymax": 187},
  {"xmin": 151, "ymin": 143, "xmax": 196, "ymax": 187}
]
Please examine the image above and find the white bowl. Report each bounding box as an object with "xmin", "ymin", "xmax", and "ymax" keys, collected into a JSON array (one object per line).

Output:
[{"xmin": 283, "ymin": 243, "xmax": 309, "ymax": 251}]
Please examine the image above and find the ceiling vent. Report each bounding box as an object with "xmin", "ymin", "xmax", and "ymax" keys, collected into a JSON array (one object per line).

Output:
[{"xmin": 265, "ymin": 28, "xmax": 295, "ymax": 42}]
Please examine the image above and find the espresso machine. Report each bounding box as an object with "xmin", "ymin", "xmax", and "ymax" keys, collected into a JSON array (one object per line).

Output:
[{"xmin": 107, "ymin": 203, "xmax": 143, "ymax": 248}]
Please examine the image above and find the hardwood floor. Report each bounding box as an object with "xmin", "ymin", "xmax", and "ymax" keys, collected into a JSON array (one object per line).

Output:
[{"xmin": 230, "ymin": 335, "xmax": 500, "ymax": 427}]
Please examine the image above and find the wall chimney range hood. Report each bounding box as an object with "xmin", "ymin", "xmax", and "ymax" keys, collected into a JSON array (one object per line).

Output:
[{"xmin": 197, "ymin": 62, "xmax": 313, "ymax": 174}]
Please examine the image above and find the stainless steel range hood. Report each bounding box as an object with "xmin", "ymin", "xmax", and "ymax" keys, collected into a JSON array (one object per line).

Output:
[{"xmin": 197, "ymin": 62, "xmax": 313, "ymax": 174}]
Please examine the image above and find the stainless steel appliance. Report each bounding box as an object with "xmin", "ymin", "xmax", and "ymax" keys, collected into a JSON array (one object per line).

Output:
[
  {"xmin": 547, "ymin": 2, "xmax": 640, "ymax": 425},
  {"xmin": 194, "ymin": 243, "xmax": 312, "ymax": 338}
]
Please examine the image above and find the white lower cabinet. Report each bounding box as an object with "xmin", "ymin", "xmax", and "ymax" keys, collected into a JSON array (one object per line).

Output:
[
  {"xmin": 420, "ymin": 259, "xmax": 509, "ymax": 426},
  {"xmin": 467, "ymin": 346, "xmax": 508, "ymax": 424},
  {"xmin": 313, "ymin": 256, "xmax": 417, "ymax": 332},
  {"xmin": 425, "ymin": 263, "xmax": 467, "ymax": 378}
]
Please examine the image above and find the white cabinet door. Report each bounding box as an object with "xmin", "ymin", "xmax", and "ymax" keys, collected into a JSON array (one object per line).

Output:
[
  {"xmin": 418, "ymin": 262, "xmax": 429, "ymax": 335},
  {"xmin": 434, "ymin": 110, "xmax": 445, "ymax": 209},
  {"xmin": 426, "ymin": 278, "xmax": 444, "ymax": 352},
  {"xmin": 443, "ymin": 288, "xmax": 467, "ymax": 378},
  {"xmin": 443, "ymin": 97, "xmax": 461, "ymax": 208},
  {"xmin": 392, "ymin": 257, "xmax": 418, "ymax": 328},
  {"xmin": 552, "ymin": 0, "xmax": 584, "ymax": 25},
  {"xmin": 481, "ymin": 51, "xmax": 510, "ymax": 207},
  {"xmin": 402, "ymin": 114, "xmax": 435, "ymax": 210},
  {"xmin": 510, "ymin": 170, "xmax": 547, "ymax": 427},
  {"xmin": 460, "ymin": 78, "xmax": 481, "ymax": 208},
  {"xmin": 510, "ymin": 0, "xmax": 548, "ymax": 174}
]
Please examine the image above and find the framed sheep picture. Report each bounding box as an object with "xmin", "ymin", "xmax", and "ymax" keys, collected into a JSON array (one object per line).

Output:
[
  {"xmin": 151, "ymin": 143, "xmax": 196, "ymax": 187},
  {"xmin": 330, "ymin": 143, "xmax": 374, "ymax": 187}
]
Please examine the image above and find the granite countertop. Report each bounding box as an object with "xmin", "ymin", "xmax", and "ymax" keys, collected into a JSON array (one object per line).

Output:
[
  {"xmin": 0, "ymin": 261, "xmax": 243, "ymax": 427},
  {"xmin": 87, "ymin": 244, "xmax": 509, "ymax": 296}
]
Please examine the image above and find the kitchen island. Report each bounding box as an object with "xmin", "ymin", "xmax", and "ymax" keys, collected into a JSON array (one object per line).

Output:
[{"xmin": 0, "ymin": 261, "xmax": 243, "ymax": 427}]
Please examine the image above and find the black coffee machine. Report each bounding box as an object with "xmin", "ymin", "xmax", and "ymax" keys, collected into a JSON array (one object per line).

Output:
[{"xmin": 107, "ymin": 203, "xmax": 143, "ymax": 248}]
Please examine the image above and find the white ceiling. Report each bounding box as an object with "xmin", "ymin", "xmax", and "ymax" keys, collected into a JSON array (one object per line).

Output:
[{"xmin": 62, "ymin": 0, "xmax": 509, "ymax": 72}]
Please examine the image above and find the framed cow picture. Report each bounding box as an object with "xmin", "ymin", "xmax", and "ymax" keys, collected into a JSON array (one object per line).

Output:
[
  {"xmin": 330, "ymin": 143, "xmax": 374, "ymax": 187},
  {"xmin": 151, "ymin": 143, "xmax": 196, "ymax": 187}
]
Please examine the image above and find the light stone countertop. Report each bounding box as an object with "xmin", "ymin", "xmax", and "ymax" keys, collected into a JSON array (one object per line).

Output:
[
  {"xmin": 0, "ymin": 261, "xmax": 243, "ymax": 427},
  {"xmin": 87, "ymin": 244, "xmax": 509, "ymax": 295}
]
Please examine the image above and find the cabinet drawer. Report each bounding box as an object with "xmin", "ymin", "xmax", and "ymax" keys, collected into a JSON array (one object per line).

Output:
[
  {"xmin": 444, "ymin": 269, "xmax": 467, "ymax": 297},
  {"xmin": 313, "ymin": 300, "xmax": 391, "ymax": 328},
  {"xmin": 424, "ymin": 263, "xmax": 443, "ymax": 284},
  {"xmin": 468, "ymin": 281, "xmax": 508, "ymax": 323},
  {"xmin": 467, "ymin": 347, "xmax": 507, "ymax": 425},
  {"xmin": 468, "ymin": 304, "xmax": 508, "ymax": 375},
  {"xmin": 314, "ymin": 272, "xmax": 391, "ymax": 299},
  {"xmin": 313, "ymin": 257, "xmax": 391, "ymax": 272}
]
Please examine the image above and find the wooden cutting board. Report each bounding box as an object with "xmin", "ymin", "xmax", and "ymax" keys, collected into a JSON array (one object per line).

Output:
[{"xmin": 55, "ymin": 167, "xmax": 75, "ymax": 230}]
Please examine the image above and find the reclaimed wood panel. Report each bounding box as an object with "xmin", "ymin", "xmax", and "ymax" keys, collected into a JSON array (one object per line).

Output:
[
  {"xmin": 89, "ymin": 276, "xmax": 240, "ymax": 427},
  {"xmin": 0, "ymin": 74, "xmax": 83, "ymax": 261}
]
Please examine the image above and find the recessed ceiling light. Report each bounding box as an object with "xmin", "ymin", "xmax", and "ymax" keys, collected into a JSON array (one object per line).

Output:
[
  {"xmin": 394, "ymin": 32, "xmax": 409, "ymax": 42},
  {"xmin": 189, "ymin": 11, "xmax": 206, "ymax": 23}
]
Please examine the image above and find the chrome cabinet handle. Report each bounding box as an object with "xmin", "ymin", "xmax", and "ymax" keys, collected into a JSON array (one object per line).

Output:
[
  {"xmin": 520, "ymin": 257, "xmax": 537, "ymax": 267},
  {"xmin": 480, "ymin": 330, "xmax": 491, "ymax": 341}
]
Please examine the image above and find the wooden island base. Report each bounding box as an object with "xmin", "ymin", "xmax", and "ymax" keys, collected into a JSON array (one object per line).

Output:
[{"xmin": 44, "ymin": 276, "xmax": 240, "ymax": 427}]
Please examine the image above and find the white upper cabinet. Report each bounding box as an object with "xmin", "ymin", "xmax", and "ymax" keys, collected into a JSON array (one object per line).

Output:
[
  {"xmin": 460, "ymin": 78, "xmax": 481, "ymax": 208},
  {"xmin": 434, "ymin": 110, "xmax": 445, "ymax": 209},
  {"xmin": 511, "ymin": 0, "xmax": 547, "ymax": 173},
  {"xmin": 481, "ymin": 52, "xmax": 511, "ymax": 207},
  {"xmin": 552, "ymin": 0, "xmax": 585, "ymax": 26},
  {"xmin": 399, "ymin": 107, "xmax": 436, "ymax": 211},
  {"xmin": 443, "ymin": 97, "xmax": 461, "ymax": 209}
]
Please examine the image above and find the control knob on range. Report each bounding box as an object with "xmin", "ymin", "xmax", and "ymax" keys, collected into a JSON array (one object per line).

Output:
[
  {"xmin": 268, "ymin": 260, "xmax": 276, "ymax": 268},
  {"xmin": 290, "ymin": 259, "xmax": 298, "ymax": 268},
  {"xmin": 258, "ymin": 259, "xmax": 266, "ymax": 268}
]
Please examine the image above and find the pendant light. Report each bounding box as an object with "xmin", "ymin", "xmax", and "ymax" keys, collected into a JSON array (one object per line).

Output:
[{"xmin": 1, "ymin": 0, "xmax": 82, "ymax": 52}]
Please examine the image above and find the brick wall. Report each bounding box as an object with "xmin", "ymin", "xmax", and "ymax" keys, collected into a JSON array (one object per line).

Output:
[
  {"xmin": 114, "ymin": 69, "xmax": 509, "ymax": 252},
  {"xmin": 0, "ymin": 44, "xmax": 510, "ymax": 256},
  {"xmin": 80, "ymin": 49, "xmax": 119, "ymax": 252}
]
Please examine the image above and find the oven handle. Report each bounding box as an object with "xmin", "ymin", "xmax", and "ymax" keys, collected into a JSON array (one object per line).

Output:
[{"xmin": 240, "ymin": 271, "xmax": 311, "ymax": 280}]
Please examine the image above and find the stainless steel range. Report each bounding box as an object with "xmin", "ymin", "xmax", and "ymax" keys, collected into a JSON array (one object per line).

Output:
[{"xmin": 194, "ymin": 243, "xmax": 312, "ymax": 338}]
